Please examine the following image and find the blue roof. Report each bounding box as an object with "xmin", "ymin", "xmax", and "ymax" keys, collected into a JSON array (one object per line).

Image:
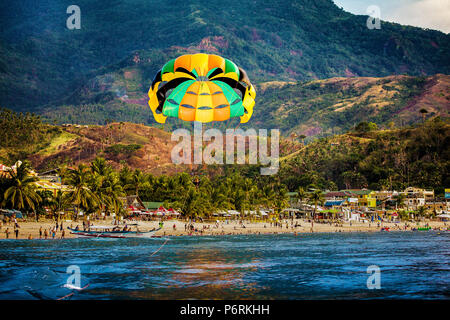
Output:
[{"xmin": 324, "ymin": 200, "xmax": 344, "ymax": 207}]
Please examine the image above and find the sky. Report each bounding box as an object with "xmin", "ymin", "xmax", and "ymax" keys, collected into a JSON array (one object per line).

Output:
[{"xmin": 333, "ymin": 0, "xmax": 450, "ymax": 33}]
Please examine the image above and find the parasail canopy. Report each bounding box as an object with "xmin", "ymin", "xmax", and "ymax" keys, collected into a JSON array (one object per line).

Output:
[{"xmin": 148, "ymin": 53, "xmax": 255, "ymax": 124}]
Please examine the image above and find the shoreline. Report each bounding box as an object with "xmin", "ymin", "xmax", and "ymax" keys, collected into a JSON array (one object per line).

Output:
[{"xmin": 1, "ymin": 219, "xmax": 448, "ymax": 240}]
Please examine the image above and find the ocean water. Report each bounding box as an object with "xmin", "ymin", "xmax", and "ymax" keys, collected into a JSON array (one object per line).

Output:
[{"xmin": 0, "ymin": 232, "xmax": 448, "ymax": 300}]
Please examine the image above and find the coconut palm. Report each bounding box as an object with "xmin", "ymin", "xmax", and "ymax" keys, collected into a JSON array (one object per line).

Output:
[
  {"xmin": 297, "ymin": 187, "xmax": 307, "ymax": 209},
  {"xmin": 416, "ymin": 205, "xmax": 427, "ymax": 220},
  {"xmin": 50, "ymin": 190, "xmax": 70, "ymax": 222},
  {"xmin": 124, "ymin": 169, "xmax": 145, "ymax": 197},
  {"xmin": 419, "ymin": 108, "xmax": 428, "ymax": 123},
  {"xmin": 309, "ymin": 190, "xmax": 324, "ymax": 220},
  {"xmin": 64, "ymin": 164, "xmax": 99, "ymax": 219},
  {"xmin": 3, "ymin": 161, "xmax": 41, "ymax": 212},
  {"xmin": 393, "ymin": 193, "xmax": 406, "ymax": 210}
]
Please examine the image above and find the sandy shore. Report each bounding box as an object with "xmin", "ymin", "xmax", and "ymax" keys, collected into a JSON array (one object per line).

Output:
[{"xmin": 1, "ymin": 218, "xmax": 448, "ymax": 240}]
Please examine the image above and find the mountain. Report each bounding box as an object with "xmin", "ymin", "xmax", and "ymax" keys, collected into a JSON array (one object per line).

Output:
[
  {"xmin": 279, "ymin": 118, "xmax": 449, "ymax": 193},
  {"xmin": 1, "ymin": 108, "xmax": 448, "ymax": 193},
  {"xmin": 253, "ymin": 73, "xmax": 450, "ymax": 136},
  {"xmin": 0, "ymin": 112, "xmax": 302, "ymax": 173},
  {"xmin": 38, "ymin": 73, "xmax": 450, "ymax": 137},
  {"xmin": 1, "ymin": 0, "xmax": 449, "ymax": 113}
]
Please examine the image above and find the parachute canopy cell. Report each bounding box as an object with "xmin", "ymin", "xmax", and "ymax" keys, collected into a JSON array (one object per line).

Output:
[{"xmin": 148, "ymin": 53, "xmax": 256, "ymax": 123}]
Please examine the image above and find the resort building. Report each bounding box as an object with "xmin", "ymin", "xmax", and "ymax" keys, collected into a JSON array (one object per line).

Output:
[
  {"xmin": 424, "ymin": 202, "xmax": 448, "ymax": 214},
  {"xmin": 343, "ymin": 189, "xmax": 377, "ymax": 208}
]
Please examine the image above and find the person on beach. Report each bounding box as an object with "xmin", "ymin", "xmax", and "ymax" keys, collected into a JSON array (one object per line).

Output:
[
  {"xmin": 14, "ymin": 228, "xmax": 19, "ymax": 239},
  {"xmin": 61, "ymin": 229, "xmax": 65, "ymax": 239},
  {"xmin": 5, "ymin": 228, "xmax": 10, "ymax": 239},
  {"xmin": 44, "ymin": 229, "xmax": 48, "ymax": 239},
  {"xmin": 52, "ymin": 229, "xmax": 56, "ymax": 239},
  {"xmin": 39, "ymin": 227, "xmax": 43, "ymax": 239},
  {"xmin": 28, "ymin": 234, "xmax": 32, "ymax": 240}
]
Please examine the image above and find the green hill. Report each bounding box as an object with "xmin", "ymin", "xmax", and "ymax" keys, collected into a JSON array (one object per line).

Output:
[
  {"xmin": 279, "ymin": 118, "xmax": 450, "ymax": 193},
  {"xmin": 1, "ymin": 0, "xmax": 449, "ymax": 113}
]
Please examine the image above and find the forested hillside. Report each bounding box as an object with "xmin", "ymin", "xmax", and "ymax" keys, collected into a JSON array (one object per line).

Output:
[{"xmin": 1, "ymin": 0, "xmax": 449, "ymax": 112}]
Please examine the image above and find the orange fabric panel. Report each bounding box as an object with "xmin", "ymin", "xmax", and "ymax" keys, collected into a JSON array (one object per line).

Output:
[
  {"xmin": 211, "ymin": 92, "xmax": 229, "ymax": 107},
  {"xmin": 180, "ymin": 92, "xmax": 198, "ymax": 108},
  {"xmin": 208, "ymin": 54, "xmax": 225, "ymax": 71},
  {"xmin": 179, "ymin": 106, "xmax": 196, "ymax": 121},
  {"xmin": 214, "ymin": 106, "xmax": 230, "ymax": 121},
  {"xmin": 187, "ymin": 81, "xmax": 200, "ymax": 93},
  {"xmin": 174, "ymin": 55, "xmax": 191, "ymax": 71}
]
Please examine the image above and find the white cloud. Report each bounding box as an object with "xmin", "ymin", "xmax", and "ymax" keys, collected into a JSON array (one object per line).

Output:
[
  {"xmin": 384, "ymin": 0, "xmax": 450, "ymax": 33},
  {"xmin": 333, "ymin": 0, "xmax": 450, "ymax": 33}
]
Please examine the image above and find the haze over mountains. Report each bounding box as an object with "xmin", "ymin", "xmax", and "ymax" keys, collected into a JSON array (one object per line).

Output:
[{"xmin": 0, "ymin": 0, "xmax": 449, "ymax": 136}]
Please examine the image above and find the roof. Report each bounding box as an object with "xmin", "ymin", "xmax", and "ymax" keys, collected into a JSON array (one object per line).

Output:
[
  {"xmin": 324, "ymin": 191, "xmax": 347, "ymax": 198},
  {"xmin": 142, "ymin": 201, "xmax": 164, "ymax": 210},
  {"xmin": 324, "ymin": 200, "xmax": 344, "ymax": 206},
  {"xmin": 342, "ymin": 189, "xmax": 373, "ymax": 196}
]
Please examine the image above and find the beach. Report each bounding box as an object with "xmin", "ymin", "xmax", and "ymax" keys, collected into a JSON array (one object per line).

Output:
[{"xmin": 1, "ymin": 218, "xmax": 448, "ymax": 240}]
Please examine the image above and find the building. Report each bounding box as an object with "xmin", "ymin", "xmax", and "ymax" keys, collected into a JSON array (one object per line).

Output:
[{"xmin": 343, "ymin": 189, "xmax": 377, "ymax": 208}]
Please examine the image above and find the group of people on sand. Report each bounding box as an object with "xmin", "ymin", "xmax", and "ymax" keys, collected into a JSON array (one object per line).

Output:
[
  {"xmin": 1, "ymin": 217, "xmax": 21, "ymax": 239},
  {"xmin": 38, "ymin": 222, "xmax": 66, "ymax": 240}
]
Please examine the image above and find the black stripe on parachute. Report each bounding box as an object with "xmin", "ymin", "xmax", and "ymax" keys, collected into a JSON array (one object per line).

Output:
[{"xmin": 156, "ymin": 77, "xmax": 193, "ymax": 112}]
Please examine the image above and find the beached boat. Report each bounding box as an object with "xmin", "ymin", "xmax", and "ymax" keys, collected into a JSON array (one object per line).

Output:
[{"xmin": 68, "ymin": 224, "xmax": 162, "ymax": 238}]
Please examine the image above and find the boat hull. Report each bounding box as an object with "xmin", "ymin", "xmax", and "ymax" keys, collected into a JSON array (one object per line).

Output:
[{"xmin": 68, "ymin": 227, "xmax": 160, "ymax": 239}]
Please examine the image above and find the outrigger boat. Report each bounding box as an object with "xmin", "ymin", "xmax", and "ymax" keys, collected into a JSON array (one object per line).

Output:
[{"xmin": 68, "ymin": 223, "xmax": 162, "ymax": 238}]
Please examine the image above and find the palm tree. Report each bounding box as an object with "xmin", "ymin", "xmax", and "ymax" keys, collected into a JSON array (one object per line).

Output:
[
  {"xmin": 299, "ymin": 134, "xmax": 306, "ymax": 145},
  {"xmin": 50, "ymin": 190, "xmax": 69, "ymax": 222},
  {"xmin": 419, "ymin": 108, "xmax": 428, "ymax": 124},
  {"xmin": 416, "ymin": 205, "xmax": 427, "ymax": 221},
  {"xmin": 309, "ymin": 190, "xmax": 324, "ymax": 220},
  {"xmin": 101, "ymin": 172, "xmax": 125, "ymax": 217},
  {"xmin": 297, "ymin": 187, "xmax": 307, "ymax": 210},
  {"xmin": 64, "ymin": 164, "xmax": 99, "ymax": 219},
  {"xmin": 394, "ymin": 193, "xmax": 406, "ymax": 210},
  {"xmin": 91, "ymin": 157, "xmax": 111, "ymax": 176},
  {"xmin": 124, "ymin": 169, "xmax": 145, "ymax": 197},
  {"xmin": 3, "ymin": 161, "xmax": 41, "ymax": 212}
]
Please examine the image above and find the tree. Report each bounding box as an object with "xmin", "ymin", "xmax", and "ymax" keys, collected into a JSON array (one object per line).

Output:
[
  {"xmin": 64, "ymin": 164, "xmax": 99, "ymax": 219},
  {"xmin": 49, "ymin": 190, "xmax": 70, "ymax": 222},
  {"xmin": 124, "ymin": 169, "xmax": 145, "ymax": 197},
  {"xmin": 308, "ymin": 190, "xmax": 324, "ymax": 220},
  {"xmin": 419, "ymin": 108, "xmax": 428, "ymax": 123},
  {"xmin": 3, "ymin": 161, "xmax": 41, "ymax": 212},
  {"xmin": 416, "ymin": 205, "xmax": 427, "ymax": 220},
  {"xmin": 297, "ymin": 187, "xmax": 307, "ymax": 209},
  {"xmin": 393, "ymin": 193, "xmax": 406, "ymax": 210}
]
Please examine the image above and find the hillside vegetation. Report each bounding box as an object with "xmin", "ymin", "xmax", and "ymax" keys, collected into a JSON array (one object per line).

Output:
[
  {"xmin": 1, "ymin": 0, "xmax": 449, "ymax": 112},
  {"xmin": 1, "ymin": 108, "xmax": 448, "ymax": 194},
  {"xmin": 279, "ymin": 118, "xmax": 449, "ymax": 194}
]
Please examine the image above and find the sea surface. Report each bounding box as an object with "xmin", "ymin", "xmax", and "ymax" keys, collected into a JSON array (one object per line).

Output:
[{"xmin": 0, "ymin": 232, "xmax": 448, "ymax": 300}]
